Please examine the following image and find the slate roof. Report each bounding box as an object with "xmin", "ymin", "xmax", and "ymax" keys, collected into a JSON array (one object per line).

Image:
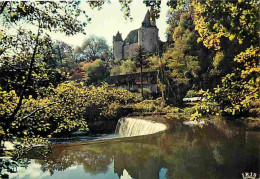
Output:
[
  {"xmin": 106, "ymin": 71, "xmax": 158, "ymax": 85},
  {"xmin": 124, "ymin": 29, "xmax": 138, "ymax": 44},
  {"xmin": 142, "ymin": 10, "xmax": 151, "ymax": 27}
]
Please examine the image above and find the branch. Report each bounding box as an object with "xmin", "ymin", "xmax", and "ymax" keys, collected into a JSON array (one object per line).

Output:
[
  {"xmin": 7, "ymin": 21, "xmax": 41, "ymax": 127},
  {"xmin": 0, "ymin": 2, "xmax": 8, "ymax": 15},
  {"xmin": 20, "ymin": 100, "xmax": 62, "ymax": 121}
]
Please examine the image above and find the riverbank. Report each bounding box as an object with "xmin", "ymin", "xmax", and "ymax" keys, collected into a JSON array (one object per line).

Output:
[{"xmin": 129, "ymin": 112, "xmax": 260, "ymax": 131}]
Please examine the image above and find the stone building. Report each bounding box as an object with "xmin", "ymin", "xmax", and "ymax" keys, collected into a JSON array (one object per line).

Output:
[
  {"xmin": 113, "ymin": 10, "xmax": 163, "ymax": 59},
  {"xmin": 106, "ymin": 71, "xmax": 159, "ymax": 95}
]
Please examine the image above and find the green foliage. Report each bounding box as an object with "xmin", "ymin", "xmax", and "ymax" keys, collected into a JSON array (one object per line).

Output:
[
  {"xmin": 214, "ymin": 47, "xmax": 259, "ymax": 116},
  {"xmin": 0, "ymin": 2, "xmax": 90, "ymax": 35},
  {"xmin": 147, "ymin": 55, "xmax": 160, "ymax": 71},
  {"xmin": 213, "ymin": 51, "xmax": 224, "ymax": 69},
  {"xmin": 165, "ymin": 10, "xmax": 200, "ymax": 84},
  {"xmin": 76, "ymin": 35, "xmax": 110, "ymax": 62},
  {"xmin": 191, "ymin": 47, "xmax": 259, "ymax": 120},
  {"xmin": 0, "ymin": 1, "xmax": 91, "ymax": 131},
  {"xmin": 192, "ymin": 0, "xmax": 259, "ymax": 50},
  {"xmin": 183, "ymin": 106, "xmax": 196, "ymax": 116},
  {"xmin": 163, "ymin": 47, "xmax": 199, "ymax": 85},
  {"xmin": 158, "ymin": 8, "xmax": 207, "ymax": 104},
  {"xmin": 110, "ymin": 66, "xmax": 121, "ymax": 76},
  {"xmin": 83, "ymin": 59, "xmax": 109, "ymax": 85},
  {"xmin": 0, "ymin": 81, "xmax": 87, "ymax": 139},
  {"xmin": 110, "ymin": 58, "xmax": 137, "ymax": 76},
  {"xmin": 82, "ymin": 83, "xmax": 138, "ymax": 120},
  {"xmin": 189, "ymin": 90, "xmax": 220, "ymax": 121},
  {"xmin": 120, "ymin": 58, "xmax": 137, "ymax": 74},
  {"xmin": 0, "ymin": 82, "xmax": 138, "ymax": 139},
  {"xmin": 188, "ymin": 0, "xmax": 259, "ymax": 120},
  {"xmin": 132, "ymin": 98, "xmax": 166, "ymax": 113},
  {"xmin": 0, "ymin": 52, "xmax": 67, "ymax": 98},
  {"xmin": 0, "ymin": 1, "xmax": 138, "ymax": 144},
  {"xmin": 132, "ymin": 97, "xmax": 185, "ymax": 119},
  {"xmin": 185, "ymin": 90, "xmax": 198, "ymax": 98},
  {"xmin": 69, "ymin": 59, "xmax": 109, "ymax": 85},
  {"xmin": 137, "ymin": 88, "xmax": 152, "ymax": 100},
  {"xmin": 135, "ymin": 45, "xmax": 148, "ymax": 99},
  {"xmin": 53, "ymin": 41, "xmax": 76, "ymax": 69}
]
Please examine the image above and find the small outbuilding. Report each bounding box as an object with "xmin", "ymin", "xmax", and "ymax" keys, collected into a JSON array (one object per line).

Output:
[{"xmin": 106, "ymin": 71, "xmax": 159, "ymax": 95}]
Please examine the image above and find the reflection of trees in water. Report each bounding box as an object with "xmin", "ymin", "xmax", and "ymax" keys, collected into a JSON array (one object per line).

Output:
[
  {"xmin": 0, "ymin": 158, "xmax": 30, "ymax": 179},
  {"xmin": 112, "ymin": 141, "xmax": 162, "ymax": 179},
  {"xmin": 81, "ymin": 153, "xmax": 111, "ymax": 175},
  {"xmin": 36, "ymin": 144, "xmax": 112, "ymax": 175},
  {"xmin": 0, "ymin": 143, "xmax": 45, "ymax": 178},
  {"xmin": 33, "ymin": 138, "xmax": 162, "ymax": 178},
  {"xmin": 11, "ymin": 121, "xmax": 259, "ymax": 179},
  {"xmin": 160, "ymin": 123, "xmax": 258, "ymax": 179}
]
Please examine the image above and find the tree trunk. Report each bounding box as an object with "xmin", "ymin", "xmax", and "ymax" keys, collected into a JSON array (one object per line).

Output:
[
  {"xmin": 0, "ymin": 2, "xmax": 8, "ymax": 15},
  {"xmin": 141, "ymin": 62, "xmax": 144, "ymax": 100},
  {"xmin": 5, "ymin": 24, "xmax": 40, "ymax": 132},
  {"xmin": 58, "ymin": 45, "xmax": 62, "ymax": 64}
]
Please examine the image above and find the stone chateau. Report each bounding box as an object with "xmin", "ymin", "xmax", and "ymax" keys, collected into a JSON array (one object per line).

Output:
[{"xmin": 113, "ymin": 10, "xmax": 164, "ymax": 59}]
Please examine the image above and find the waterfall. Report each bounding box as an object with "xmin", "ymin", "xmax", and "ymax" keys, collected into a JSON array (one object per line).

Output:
[{"xmin": 115, "ymin": 117, "xmax": 167, "ymax": 137}]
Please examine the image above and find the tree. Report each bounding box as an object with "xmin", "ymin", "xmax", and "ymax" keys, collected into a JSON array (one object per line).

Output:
[
  {"xmin": 53, "ymin": 41, "xmax": 75, "ymax": 69},
  {"xmin": 78, "ymin": 35, "xmax": 110, "ymax": 62},
  {"xmin": 156, "ymin": 6, "xmax": 203, "ymax": 104},
  {"xmin": 110, "ymin": 58, "xmax": 137, "ymax": 76},
  {"xmin": 0, "ymin": 1, "xmax": 90, "ymax": 139},
  {"xmin": 135, "ymin": 46, "xmax": 148, "ymax": 99},
  {"xmin": 102, "ymin": 47, "xmax": 114, "ymax": 61},
  {"xmin": 189, "ymin": 0, "xmax": 259, "ymax": 119},
  {"xmin": 82, "ymin": 59, "xmax": 109, "ymax": 86}
]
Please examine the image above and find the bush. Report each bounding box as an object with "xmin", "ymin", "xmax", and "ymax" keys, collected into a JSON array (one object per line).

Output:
[
  {"xmin": 132, "ymin": 97, "xmax": 181, "ymax": 114},
  {"xmin": 0, "ymin": 82, "xmax": 138, "ymax": 139},
  {"xmin": 185, "ymin": 90, "xmax": 198, "ymax": 98},
  {"xmin": 190, "ymin": 47, "xmax": 260, "ymax": 121},
  {"xmin": 183, "ymin": 107, "xmax": 196, "ymax": 116},
  {"xmin": 132, "ymin": 98, "xmax": 164, "ymax": 112},
  {"xmin": 137, "ymin": 88, "xmax": 153, "ymax": 99}
]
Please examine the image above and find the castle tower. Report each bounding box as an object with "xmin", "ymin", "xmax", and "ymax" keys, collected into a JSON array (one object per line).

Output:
[
  {"xmin": 138, "ymin": 10, "xmax": 159, "ymax": 54},
  {"xmin": 113, "ymin": 10, "xmax": 162, "ymax": 59},
  {"xmin": 113, "ymin": 31, "xmax": 124, "ymax": 59}
]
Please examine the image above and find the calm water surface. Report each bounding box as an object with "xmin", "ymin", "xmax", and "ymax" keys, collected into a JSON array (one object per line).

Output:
[{"xmin": 3, "ymin": 120, "xmax": 260, "ymax": 179}]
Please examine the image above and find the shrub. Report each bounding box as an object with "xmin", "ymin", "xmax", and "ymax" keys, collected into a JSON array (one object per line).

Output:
[
  {"xmin": 132, "ymin": 97, "xmax": 181, "ymax": 115},
  {"xmin": 0, "ymin": 82, "xmax": 138, "ymax": 139},
  {"xmin": 190, "ymin": 47, "xmax": 259, "ymax": 121},
  {"xmin": 185, "ymin": 90, "xmax": 198, "ymax": 98},
  {"xmin": 132, "ymin": 98, "xmax": 164, "ymax": 113}
]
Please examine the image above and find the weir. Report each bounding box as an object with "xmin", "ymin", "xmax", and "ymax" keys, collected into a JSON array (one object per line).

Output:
[{"xmin": 115, "ymin": 117, "xmax": 167, "ymax": 137}]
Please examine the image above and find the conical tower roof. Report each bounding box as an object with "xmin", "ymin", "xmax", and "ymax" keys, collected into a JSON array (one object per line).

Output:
[
  {"xmin": 142, "ymin": 10, "xmax": 151, "ymax": 27},
  {"xmin": 113, "ymin": 31, "xmax": 123, "ymax": 41}
]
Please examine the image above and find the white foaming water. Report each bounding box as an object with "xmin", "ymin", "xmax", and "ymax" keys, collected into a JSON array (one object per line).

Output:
[{"xmin": 115, "ymin": 117, "xmax": 167, "ymax": 137}]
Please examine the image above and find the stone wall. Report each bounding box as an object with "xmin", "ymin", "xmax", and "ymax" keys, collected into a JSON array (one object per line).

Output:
[
  {"xmin": 113, "ymin": 41, "xmax": 124, "ymax": 59},
  {"xmin": 123, "ymin": 42, "xmax": 138, "ymax": 58}
]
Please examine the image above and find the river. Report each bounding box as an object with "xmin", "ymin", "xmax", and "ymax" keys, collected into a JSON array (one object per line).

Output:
[{"xmin": 1, "ymin": 117, "xmax": 259, "ymax": 179}]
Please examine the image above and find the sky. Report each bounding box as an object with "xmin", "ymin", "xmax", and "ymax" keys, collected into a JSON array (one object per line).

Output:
[{"xmin": 52, "ymin": 0, "xmax": 169, "ymax": 47}]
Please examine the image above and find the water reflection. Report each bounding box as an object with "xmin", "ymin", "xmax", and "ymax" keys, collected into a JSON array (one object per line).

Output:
[{"xmin": 2, "ymin": 120, "xmax": 260, "ymax": 179}]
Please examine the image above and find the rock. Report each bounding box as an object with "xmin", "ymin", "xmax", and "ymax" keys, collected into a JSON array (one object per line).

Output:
[
  {"xmin": 183, "ymin": 120, "xmax": 208, "ymax": 126},
  {"xmin": 183, "ymin": 97, "xmax": 203, "ymax": 102}
]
